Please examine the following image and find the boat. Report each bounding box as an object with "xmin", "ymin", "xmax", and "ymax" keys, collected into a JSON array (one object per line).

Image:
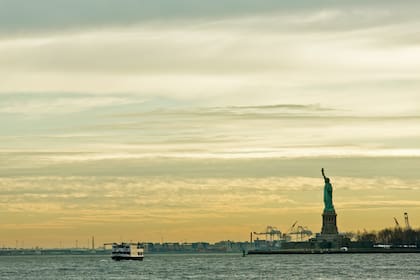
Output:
[{"xmin": 107, "ymin": 242, "xmax": 144, "ymax": 261}]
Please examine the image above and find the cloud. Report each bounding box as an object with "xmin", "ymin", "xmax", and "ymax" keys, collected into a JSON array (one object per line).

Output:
[
  {"xmin": 225, "ymin": 104, "xmax": 332, "ymax": 111},
  {"xmin": 1, "ymin": 175, "xmax": 419, "ymax": 239},
  {"xmin": 1, "ymin": 0, "xmax": 419, "ymax": 35},
  {"xmin": 1, "ymin": 12, "xmax": 420, "ymax": 117},
  {"xmin": 0, "ymin": 94, "xmax": 140, "ymax": 114},
  {"xmin": 0, "ymin": 175, "xmax": 414, "ymax": 213},
  {"xmin": 0, "ymin": 176, "xmax": 301, "ymax": 228},
  {"xmin": 3, "ymin": 151, "xmax": 420, "ymax": 180},
  {"xmin": 338, "ymin": 200, "xmax": 420, "ymax": 210},
  {"xmin": 1, "ymin": 98, "xmax": 420, "ymax": 181}
]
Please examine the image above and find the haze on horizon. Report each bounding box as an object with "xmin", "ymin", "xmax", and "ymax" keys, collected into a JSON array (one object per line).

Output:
[{"xmin": 1, "ymin": 0, "xmax": 420, "ymax": 248}]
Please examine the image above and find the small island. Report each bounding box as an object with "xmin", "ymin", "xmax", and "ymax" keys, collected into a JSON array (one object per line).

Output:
[{"xmin": 247, "ymin": 169, "xmax": 420, "ymax": 254}]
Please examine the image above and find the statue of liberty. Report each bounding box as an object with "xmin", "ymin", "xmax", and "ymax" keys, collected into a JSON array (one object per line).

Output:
[{"xmin": 322, "ymin": 168, "xmax": 334, "ymax": 212}]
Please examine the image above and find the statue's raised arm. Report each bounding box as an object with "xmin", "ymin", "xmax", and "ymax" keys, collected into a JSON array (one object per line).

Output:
[{"xmin": 321, "ymin": 168, "xmax": 329, "ymax": 183}]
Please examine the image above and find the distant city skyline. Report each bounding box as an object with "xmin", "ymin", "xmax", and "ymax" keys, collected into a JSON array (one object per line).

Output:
[{"xmin": 1, "ymin": 0, "xmax": 420, "ymax": 248}]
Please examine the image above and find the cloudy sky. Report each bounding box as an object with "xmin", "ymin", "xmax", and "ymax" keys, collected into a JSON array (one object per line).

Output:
[{"xmin": 1, "ymin": 0, "xmax": 420, "ymax": 248}]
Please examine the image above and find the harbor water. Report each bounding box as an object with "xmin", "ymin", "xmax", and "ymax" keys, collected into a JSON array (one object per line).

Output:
[{"xmin": 1, "ymin": 253, "xmax": 419, "ymax": 279}]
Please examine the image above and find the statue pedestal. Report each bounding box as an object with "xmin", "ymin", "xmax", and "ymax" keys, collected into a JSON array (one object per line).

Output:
[
  {"xmin": 316, "ymin": 210, "xmax": 341, "ymax": 248},
  {"xmin": 321, "ymin": 210, "xmax": 338, "ymax": 235}
]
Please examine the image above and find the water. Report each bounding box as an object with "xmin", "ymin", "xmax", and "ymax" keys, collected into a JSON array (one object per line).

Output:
[{"xmin": 1, "ymin": 253, "xmax": 419, "ymax": 279}]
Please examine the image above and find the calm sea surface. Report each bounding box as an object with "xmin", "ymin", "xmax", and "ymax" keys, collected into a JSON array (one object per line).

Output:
[{"xmin": 1, "ymin": 253, "xmax": 419, "ymax": 279}]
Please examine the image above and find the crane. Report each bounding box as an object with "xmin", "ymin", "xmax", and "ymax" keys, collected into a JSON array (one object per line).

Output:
[
  {"xmin": 393, "ymin": 217, "xmax": 400, "ymax": 228},
  {"xmin": 288, "ymin": 225, "xmax": 313, "ymax": 241},
  {"xmin": 253, "ymin": 226, "xmax": 282, "ymax": 242},
  {"xmin": 404, "ymin": 212, "xmax": 410, "ymax": 229},
  {"xmin": 287, "ymin": 221, "xmax": 298, "ymax": 234}
]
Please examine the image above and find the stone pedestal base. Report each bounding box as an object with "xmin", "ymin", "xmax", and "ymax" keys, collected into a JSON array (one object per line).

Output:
[
  {"xmin": 315, "ymin": 233, "xmax": 345, "ymax": 249},
  {"xmin": 321, "ymin": 210, "xmax": 338, "ymax": 235},
  {"xmin": 316, "ymin": 233, "xmax": 341, "ymax": 242}
]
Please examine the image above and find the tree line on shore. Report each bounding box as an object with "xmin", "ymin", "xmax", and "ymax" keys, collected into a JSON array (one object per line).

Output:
[{"xmin": 345, "ymin": 227, "xmax": 420, "ymax": 245}]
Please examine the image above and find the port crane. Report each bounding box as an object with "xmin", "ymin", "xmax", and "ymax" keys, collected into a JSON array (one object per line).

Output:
[
  {"xmin": 253, "ymin": 226, "xmax": 282, "ymax": 242},
  {"xmin": 287, "ymin": 221, "xmax": 298, "ymax": 234},
  {"xmin": 393, "ymin": 217, "xmax": 400, "ymax": 228},
  {"xmin": 285, "ymin": 221, "xmax": 313, "ymax": 241},
  {"xmin": 404, "ymin": 212, "xmax": 410, "ymax": 229},
  {"xmin": 393, "ymin": 213, "xmax": 411, "ymax": 229},
  {"xmin": 288, "ymin": 225, "xmax": 313, "ymax": 241}
]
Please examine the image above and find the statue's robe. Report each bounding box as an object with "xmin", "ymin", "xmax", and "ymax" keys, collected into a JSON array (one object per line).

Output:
[{"xmin": 324, "ymin": 180, "xmax": 334, "ymax": 212}]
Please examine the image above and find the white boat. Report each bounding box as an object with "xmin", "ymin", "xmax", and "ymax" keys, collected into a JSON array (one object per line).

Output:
[{"xmin": 107, "ymin": 242, "xmax": 144, "ymax": 261}]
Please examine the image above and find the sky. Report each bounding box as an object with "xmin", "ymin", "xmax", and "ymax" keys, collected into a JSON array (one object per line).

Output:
[{"xmin": 1, "ymin": 0, "xmax": 420, "ymax": 248}]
